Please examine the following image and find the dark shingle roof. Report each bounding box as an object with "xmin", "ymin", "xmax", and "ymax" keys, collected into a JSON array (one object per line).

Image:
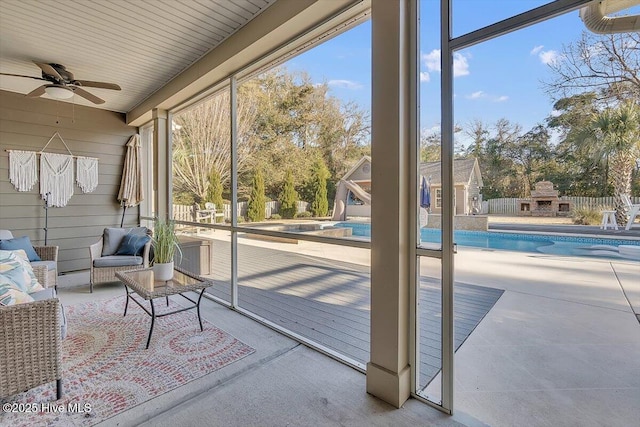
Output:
[{"xmin": 419, "ymin": 158, "xmax": 479, "ymax": 186}]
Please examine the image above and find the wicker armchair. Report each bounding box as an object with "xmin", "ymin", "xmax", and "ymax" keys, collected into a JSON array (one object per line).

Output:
[
  {"xmin": 33, "ymin": 245, "xmax": 59, "ymax": 289},
  {"xmin": 0, "ymin": 230, "xmax": 58, "ymax": 289},
  {"xmin": 89, "ymin": 227, "xmax": 151, "ymax": 293},
  {"xmin": 0, "ymin": 298, "xmax": 62, "ymax": 399}
]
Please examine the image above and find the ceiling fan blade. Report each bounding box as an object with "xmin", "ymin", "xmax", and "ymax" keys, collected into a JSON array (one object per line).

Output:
[
  {"xmin": 73, "ymin": 80, "xmax": 121, "ymax": 90},
  {"xmin": 26, "ymin": 85, "xmax": 47, "ymax": 97},
  {"xmin": 0, "ymin": 73, "xmax": 47, "ymax": 81},
  {"xmin": 72, "ymin": 87, "xmax": 105, "ymax": 104},
  {"xmin": 34, "ymin": 62, "xmax": 63, "ymax": 80}
]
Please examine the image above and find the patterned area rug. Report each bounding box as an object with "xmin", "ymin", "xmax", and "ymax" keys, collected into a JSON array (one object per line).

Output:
[{"xmin": 1, "ymin": 296, "xmax": 255, "ymax": 426}]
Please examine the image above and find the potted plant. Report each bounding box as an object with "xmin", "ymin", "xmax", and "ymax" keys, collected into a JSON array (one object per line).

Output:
[{"xmin": 151, "ymin": 218, "xmax": 181, "ymax": 281}]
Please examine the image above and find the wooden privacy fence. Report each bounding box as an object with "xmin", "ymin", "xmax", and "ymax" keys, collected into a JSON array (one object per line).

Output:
[
  {"xmin": 486, "ymin": 196, "xmax": 640, "ymax": 214},
  {"xmin": 172, "ymin": 201, "xmax": 309, "ymax": 222}
]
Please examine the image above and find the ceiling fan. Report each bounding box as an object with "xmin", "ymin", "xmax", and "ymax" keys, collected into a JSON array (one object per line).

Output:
[{"xmin": 0, "ymin": 62, "xmax": 121, "ymax": 104}]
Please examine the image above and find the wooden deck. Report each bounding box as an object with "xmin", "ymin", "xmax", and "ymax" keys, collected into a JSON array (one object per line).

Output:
[{"xmin": 196, "ymin": 238, "xmax": 503, "ymax": 386}]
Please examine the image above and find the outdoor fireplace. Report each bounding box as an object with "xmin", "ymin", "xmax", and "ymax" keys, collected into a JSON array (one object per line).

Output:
[
  {"xmin": 536, "ymin": 200, "xmax": 552, "ymax": 211},
  {"xmin": 518, "ymin": 181, "xmax": 572, "ymax": 217}
]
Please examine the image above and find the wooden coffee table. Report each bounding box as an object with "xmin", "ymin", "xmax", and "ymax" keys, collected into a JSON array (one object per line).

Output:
[{"xmin": 115, "ymin": 267, "xmax": 211, "ymax": 349}]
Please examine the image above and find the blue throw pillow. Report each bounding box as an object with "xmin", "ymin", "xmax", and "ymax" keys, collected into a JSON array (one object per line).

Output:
[
  {"xmin": 115, "ymin": 233, "xmax": 150, "ymax": 256},
  {"xmin": 0, "ymin": 236, "xmax": 41, "ymax": 261}
]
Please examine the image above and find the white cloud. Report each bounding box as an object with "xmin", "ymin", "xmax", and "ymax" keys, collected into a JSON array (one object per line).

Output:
[
  {"xmin": 420, "ymin": 72, "xmax": 430, "ymax": 82},
  {"xmin": 327, "ymin": 79, "xmax": 363, "ymax": 90},
  {"xmin": 539, "ymin": 50, "xmax": 561, "ymax": 65},
  {"xmin": 421, "ymin": 49, "xmax": 470, "ymax": 78},
  {"xmin": 530, "ymin": 45, "xmax": 563, "ymax": 65},
  {"xmin": 453, "ymin": 53, "xmax": 470, "ymax": 77},
  {"xmin": 423, "ymin": 49, "xmax": 441, "ymax": 72},
  {"xmin": 530, "ymin": 45, "xmax": 544, "ymax": 55},
  {"xmin": 421, "ymin": 124, "xmax": 441, "ymax": 137},
  {"xmin": 465, "ymin": 91, "xmax": 508, "ymax": 102}
]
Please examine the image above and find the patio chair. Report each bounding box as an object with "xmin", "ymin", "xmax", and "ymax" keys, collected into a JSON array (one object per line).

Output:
[
  {"xmin": 0, "ymin": 230, "xmax": 58, "ymax": 289},
  {"xmin": 194, "ymin": 203, "xmax": 223, "ymax": 233},
  {"xmin": 89, "ymin": 227, "xmax": 151, "ymax": 292},
  {"xmin": 195, "ymin": 203, "xmax": 212, "ymax": 224},
  {"xmin": 205, "ymin": 202, "xmax": 224, "ymax": 223},
  {"xmin": 621, "ymin": 194, "xmax": 640, "ymax": 230}
]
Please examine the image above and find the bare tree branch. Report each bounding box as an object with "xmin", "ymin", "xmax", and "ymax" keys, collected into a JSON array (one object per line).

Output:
[{"xmin": 544, "ymin": 31, "xmax": 640, "ymax": 103}]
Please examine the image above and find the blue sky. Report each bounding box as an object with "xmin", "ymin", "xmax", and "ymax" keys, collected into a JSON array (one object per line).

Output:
[{"xmin": 284, "ymin": 1, "xmax": 638, "ymax": 145}]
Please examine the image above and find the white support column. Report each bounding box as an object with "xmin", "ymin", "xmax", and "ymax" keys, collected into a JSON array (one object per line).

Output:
[
  {"xmin": 230, "ymin": 77, "xmax": 239, "ymax": 308},
  {"xmin": 440, "ymin": 0, "xmax": 455, "ymax": 413},
  {"xmin": 152, "ymin": 109, "xmax": 169, "ymax": 220},
  {"xmin": 366, "ymin": 0, "xmax": 412, "ymax": 408}
]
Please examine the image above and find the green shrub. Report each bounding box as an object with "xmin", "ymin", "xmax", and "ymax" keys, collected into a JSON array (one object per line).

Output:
[
  {"xmin": 225, "ymin": 216, "xmax": 245, "ymax": 224},
  {"xmin": 247, "ymin": 169, "xmax": 266, "ymax": 222},
  {"xmin": 280, "ymin": 170, "xmax": 298, "ymax": 219},
  {"xmin": 309, "ymin": 158, "xmax": 329, "ymax": 217},
  {"xmin": 296, "ymin": 211, "xmax": 312, "ymax": 218},
  {"xmin": 572, "ymin": 207, "xmax": 602, "ymax": 225},
  {"xmin": 270, "ymin": 213, "xmax": 282, "ymax": 220},
  {"xmin": 206, "ymin": 169, "xmax": 225, "ymax": 222}
]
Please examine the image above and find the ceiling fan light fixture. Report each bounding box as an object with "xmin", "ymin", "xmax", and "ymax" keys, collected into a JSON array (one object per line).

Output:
[{"xmin": 45, "ymin": 86, "xmax": 74, "ymax": 99}]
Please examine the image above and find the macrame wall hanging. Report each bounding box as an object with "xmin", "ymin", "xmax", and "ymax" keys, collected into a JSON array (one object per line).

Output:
[
  {"xmin": 5, "ymin": 131, "xmax": 99, "ymax": 206},
  {"xmin": 40, "ymin": 152, "xmax": 74, "ymax": 207},
  {"xmin": 8, "ymin": 150, "xmax": 38, "ymax": 192},
  {"xmin": 39, "ymin": 133, "xmax": 75, "ymax": 207},
  {"xmin": 76, "ymin": 156, "xmax": 99, "ymax": 193}
]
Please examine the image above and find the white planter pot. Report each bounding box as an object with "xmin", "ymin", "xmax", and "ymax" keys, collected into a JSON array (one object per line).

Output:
[{"xmin": 153, "ymin": 261, "xmax": 174, "ymax": 281}]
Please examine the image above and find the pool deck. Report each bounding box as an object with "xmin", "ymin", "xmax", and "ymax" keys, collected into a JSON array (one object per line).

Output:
[{"xmin": 489, "ymin": 222, "xmax": 640, "ymax": 238}]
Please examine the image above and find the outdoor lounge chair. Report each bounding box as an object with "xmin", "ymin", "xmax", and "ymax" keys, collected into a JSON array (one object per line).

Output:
[
  {"xmin": 621, "ymin": 194, "xmax": 640, "ymax": 230},
  {"xmin": 89, "ymin": 227, "xmax": 151, "ymax": 292}
]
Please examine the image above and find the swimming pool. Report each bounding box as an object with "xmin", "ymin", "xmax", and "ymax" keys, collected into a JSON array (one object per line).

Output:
[{"xmin": 333, "ymin": 222, "xmax": 640, "ymax": 261}]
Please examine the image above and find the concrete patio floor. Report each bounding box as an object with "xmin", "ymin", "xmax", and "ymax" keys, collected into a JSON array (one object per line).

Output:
[
  {"xmin": 55, "ymin": 230, "xmax": 640, "ymax": 427},
  {"xmin": 426, "ymin": 248, "xmax": 640, "ymax": 426},
  {"xmin": 56, "ymin": 280, "xmax": 473, "ymax": 427}
]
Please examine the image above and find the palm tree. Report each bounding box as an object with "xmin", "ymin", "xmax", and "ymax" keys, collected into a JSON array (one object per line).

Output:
[{"xmin": 583, "ymin": 101, "xmax": 640, "ymax": 224}]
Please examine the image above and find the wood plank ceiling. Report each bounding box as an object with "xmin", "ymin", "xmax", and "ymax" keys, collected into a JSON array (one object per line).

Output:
[{"xmin": 0, "ymin": 0, "xmax": 276, "ymax": 113}]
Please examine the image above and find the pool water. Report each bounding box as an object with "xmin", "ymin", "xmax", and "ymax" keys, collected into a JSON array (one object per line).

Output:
[{"xmin": 333, "ymin": 222, "xmax": 640, "ymax": 261}]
